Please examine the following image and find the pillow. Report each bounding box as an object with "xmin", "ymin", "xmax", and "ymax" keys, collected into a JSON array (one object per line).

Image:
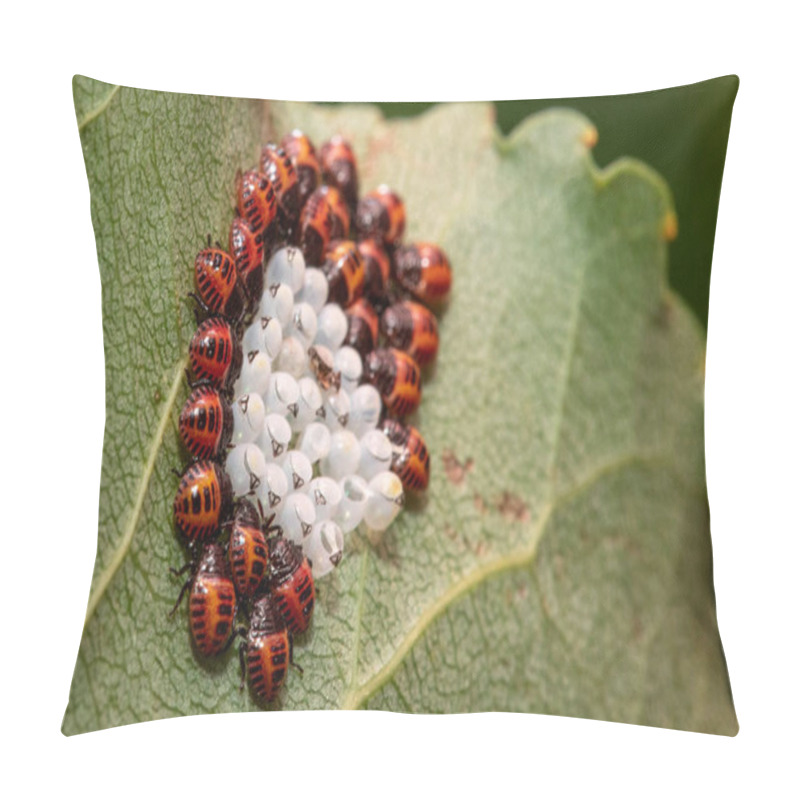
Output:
[{"xmin": 64, "ymin": 75, "xmax": 738, "ymax": 735}]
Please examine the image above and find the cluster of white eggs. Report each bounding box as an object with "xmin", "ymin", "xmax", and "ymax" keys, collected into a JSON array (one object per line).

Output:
[{"xmin": 224, "ymin": 246, "xmax": 405, "ymax": 580}]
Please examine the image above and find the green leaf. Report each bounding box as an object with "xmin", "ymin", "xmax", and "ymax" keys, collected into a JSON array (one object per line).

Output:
[
  {"xmin": 64, "ymin": 78, "xmax": 736, "ymax": 735},
  {"xmin": 373, "ymin": 76, "xmax": 740, "ymax": 330}
]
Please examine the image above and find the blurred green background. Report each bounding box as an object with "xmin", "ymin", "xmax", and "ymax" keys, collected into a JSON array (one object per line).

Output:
[{"xmin": 358, "ymin": 76, "xmax": 738, "ymax": 329}]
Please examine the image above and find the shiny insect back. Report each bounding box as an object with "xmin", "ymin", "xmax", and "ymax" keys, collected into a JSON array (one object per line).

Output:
[
  {"xmin": 357, "ymin": 238, "xmax": 392, "ymax": 307},
  {"xmin": 229, "ymin": 217, "xmax": 265, "ymax": 315},
  {"xmin": 179, "ymin": 385, "xmax": 234, "ymax": 461},
  {"xmin": 240, "ymin": 593, "xmax": 292, "ymax": 702},
  {"xmin": 260, "ymin": 143, "xmax": 301, "ymax": 235},
  {"xmin": 193, "ymin": 238, "xmax": 246, "ymax": 321},
  {"xmin": 355, "ymin": 185, "xmax": 405, "ymax": 248},
  {"xmin": 228, "ymin": 500, "xmax": 270, "ymax": 599},
  {"xmin": 318, "ymin": 185, "xmax": 350, "ymax": 240},
  {"xmin": 236, "ymin": 170, "xmax": 278, "ymax": 237},
  {"xmin": 381, "ymin": 419, "xmax": 430, "ymax": 491},
  {"xmin": 268, "ymin": 536, "xmax": 315, "ymax": 634},
  {"xmin": 173, "ymin": 460, "xmax": 233, "ymax": 545},
  {"xmin": 320, "ymin": 135, "xmax": 359, "ymax": 210},
  {"xmin": 281, "ymin": 130, "xmax": 321, "ymax": 208},
  {"xmin": 188, "ymin": 316, "xmax": 242, "ymax": 393},
  {"xmin": 322, "ymin": 239, "xmax": 365, "ymax": 308},
  {"xmin": 344, "ymin": 297, "xmax": 380, "ymax": 356},
  {"xmin": 298, "ymin": 187, "xmax": 334, "ymax": 266},
  {"xmin": 171, "ymin": 542, "xmax": 237, "ymax": 657},
  {"xmin": 393, "ymin": 242, "xmax": 452, "ymax": 305},
  {"xmin": 380, "ymin": 300, "xmax": 439, "ymax": 367},
  {"xmin": 363, "ymin": 348, "xmax": 422, "ymax": 419}
]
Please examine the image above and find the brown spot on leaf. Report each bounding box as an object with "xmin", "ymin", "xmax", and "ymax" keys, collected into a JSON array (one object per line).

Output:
[
  {"xmin": 495, "ymin": 491, "xmax": 530, "ymax": 523},
  {"xmin": 473, "ymin": 493, "xmax": 488, "ymax": 513},
  {"xmin": 444, "ymin": 525, "xmax": 457, "ymax": 541},
  {"xmin": 442, "ymin": 449, "xmax": 474, "ymax": 485}
]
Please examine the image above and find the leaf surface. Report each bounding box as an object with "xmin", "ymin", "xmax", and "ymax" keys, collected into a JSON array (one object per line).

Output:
[{"xmin": 64, "ymin": 79, "xmax": 736, "ymax": 735}]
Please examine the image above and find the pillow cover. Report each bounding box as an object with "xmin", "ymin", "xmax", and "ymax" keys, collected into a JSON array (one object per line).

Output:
[{"xmin": 64, "ymin": 75, "xmax": 738, "ymax": 735}]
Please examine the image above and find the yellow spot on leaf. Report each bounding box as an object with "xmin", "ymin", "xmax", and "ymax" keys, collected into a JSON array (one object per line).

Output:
[{"xmin": 661, "ymin": 211, "xmax": 678, "ymax": 241}]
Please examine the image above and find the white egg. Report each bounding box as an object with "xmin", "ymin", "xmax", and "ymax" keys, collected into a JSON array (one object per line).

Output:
[
  {"xmin": 363, "ymin": 471, "xmax": 404, "ymax": 531},
  {"xmin": 314, "ymin": 303, "xmax": 348, "ymax": 351},
  {"xmin": 337, "ymin": 474, "xmax": 369, "ymax": 533},
  {"xmin": 358, "ymin": 429, "xmax": 393, "ymax": 480},
  {"xmin": 307, "ymin": 476, "xmax": 343, "ymax": 521},
  {"xmin": 233, "ymin": 351, "xmax": 272, "ymax": 398},
  {"xmin": 265, "ymin": 372, "xmax": 300, "ymax": 419},
  {"xmin": 242, "ymin": 316, "xmax": 283, "ymax": 362},
  {"xmin": 321, "ymin": 429, "xmax": 361, "ymax": 480},
  {"xmin": 276, "ymin": 335, "xmax": 307, "ymax": 378},
  {"xmin": 304, "ymin": 520, "xmax": 345, "ymax": 579},
  {"xmin": 288, "ymin": 301, "xmax": 318, "ymax": 347},
  {"xmin": 254, "ymin": 461, "xmax": 289, "ymax": 515},
  {"xmin": 257, "ymin": 413, "xmax": 293, "ymax": 460},
  {"xmin": 282, "ymin": 449, "xmax": 313, "ymax": 492},
  {"xmin": 322, "ymin": 389, "xmax": 351, "ymax": 431},
  {"xmin": 297, "ymin": 267, "xmax": 329, "ymax": 312},
  {"xmin": 225, "ymin": 443, "xmax": 267, "ymax": 498},
  {"xmin": 298, "ymin": 421, "xmax": 332, "ymax": 464},
  {"xmin": 348, "ymin": 384, "xmax": 382, "ymax": 436},
  {"xmin": 278, "ymin": 492, "xmax": 317, "ymax": 546},
  {"xmin": 292, "ymin": 376, "xmax": 324, "ymax": 432},
  {"xmin": 231, "ymin": 392, "xmax": 266, "ymax": 445},
  {"xmin": 266, "ymin": 246, "xmax": 306, "ymax": 295},
  {"xmin": 334, "ymin": 346, "xmax": 363, "ymax": 394},
  {"xmin": 259, "ymin": 282, "xmax": 294, "ymax": 329}
]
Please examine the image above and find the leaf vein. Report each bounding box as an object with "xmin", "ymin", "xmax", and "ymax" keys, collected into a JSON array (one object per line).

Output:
[
  {"xmin": 340, "ymin": 449, "xmax": 668, "ymax": 710},
  {"xmin": 77, "ymin": 84, "xmax": 121, "ymax": 132},
  {"xmin": 83, "ymin": 358, "xmax": 187, "ymax": 628}
]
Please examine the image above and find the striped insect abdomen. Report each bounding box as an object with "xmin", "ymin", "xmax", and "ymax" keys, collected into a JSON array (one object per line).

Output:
[
  {"xmin": 179, "ymin": 386, "xmax": 233, "ymax": 460},
  {"xmin": 189, "ymin": 317, "xmax": 241, "ymax": 391},
  {"xmin": 229, "ymin": 520, "xmax": 269, "ymax": 599},
  {"xmin": 173, "ymin": 461, "xmax": 232, "ymax": 543},
  {"xmin": 364, "ymin": 348, "xmax": 421, "ymax": 419},
  {"xmin": 236, "ymin": 170, "xmax": 277, "ymax": 235},
  {"xmin": 190, "ymin": 573, "xmax": 236, "ymax": 656},
  {"xmin": 246, "ymin": 631, "xmax": 289, "ymax": 701},
  {"xmin": 194, "ymin": 246, "xmax": 245, "ymax": 320}
]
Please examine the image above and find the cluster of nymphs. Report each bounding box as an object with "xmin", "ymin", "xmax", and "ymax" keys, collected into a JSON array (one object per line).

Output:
[{"xmin": 171, "ymin": 130, "xmax": 452, "ymax": 702}]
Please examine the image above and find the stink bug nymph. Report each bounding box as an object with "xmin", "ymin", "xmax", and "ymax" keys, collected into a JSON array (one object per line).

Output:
[
  {"xmin": 188, "ymin": 316, "xmax": 242, "ymax": 393},
  {"xmin": 229, "ymin": 217, "xmax": 265, "ymax": 315},
  {"xmin": 380, "ymin": 300, "xmax": 439, "ymax": 367},
  {"xmin": 236, "ymin": 170, "xmax": 278, "ymax": 237},
  {"xmin": 239, "ymin": 593, "xmax": 300, "ymax": 702},
  {"xmin": 260, "ymin": 143, "xmax": 301, "ymax": 235},
  {"xmin": 320, "ymin": 136, "xmax": 359, "ymax": 210},
  {"xmin": 381, "ymin": 418, "xmax": 430, "ymax": 491},
  {"xmin": 268, "ymin": 536, "xmax": 315, "ymax": 634},
  {"xmin": 179, "ymin": 385, "xmax": 234, "ymax": 461},
  {"xmin": 363, "ymin": 348, "xmax": 422, "ymax": 419},
  {"xmin": 321, "ymin": 239, "xmax": 365, "ymax": 308},
  {"xmin": 355, "ymin": 186, "xmax": 405, "ymax": 247},
  {"xmin": 170, "ymin": 542, "xmax": 237, "ymax": 657},
  {"xmin": 281, "ymin": 130, "xmax": 321, "ymax": 209},
  {"xmin": 173, "ymin": 460, "xmax": 233, "ymax": 545},
  {"xmin": 228, "ymin": 499, "xmax": 270, "ymax": 599},
  {"xmin": 193, "ymin": 237, "xmax": 246, "ymax": 321},
  {"xmin": 393, "ymin": 242, "xmax": 452, "ymax": 305}
]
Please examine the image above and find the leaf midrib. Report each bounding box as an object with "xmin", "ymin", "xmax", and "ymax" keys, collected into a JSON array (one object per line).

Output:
[{"xmin": 84, "ymin": 357, "xmax": 187, "ymax": 627}]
